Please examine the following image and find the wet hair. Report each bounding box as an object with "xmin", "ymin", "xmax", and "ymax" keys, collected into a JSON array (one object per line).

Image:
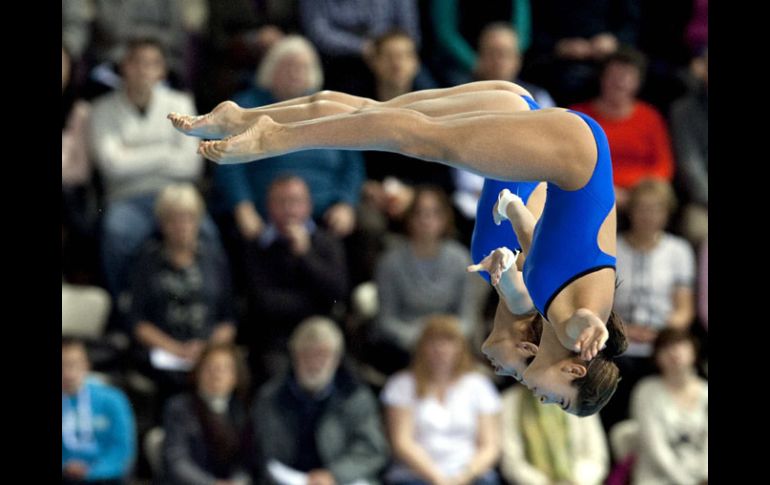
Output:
[{"xmin": 572, "ymin": 310, "xmax": 628, "ymax": 417}]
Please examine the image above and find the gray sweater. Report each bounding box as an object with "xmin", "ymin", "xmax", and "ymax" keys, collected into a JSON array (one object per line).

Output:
[{"xmin": 374, "ymin": 240, "xmax": 479, "ymax": 350}]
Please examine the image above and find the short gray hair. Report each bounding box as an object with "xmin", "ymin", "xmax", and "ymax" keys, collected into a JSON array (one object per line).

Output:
[
  {"xmin": 288, "ymin": 316, "xmax": 344, "ymax": 355},
  {"xmin": 255, "ymin": 35, "xmax": 324, "ymax": 93}
]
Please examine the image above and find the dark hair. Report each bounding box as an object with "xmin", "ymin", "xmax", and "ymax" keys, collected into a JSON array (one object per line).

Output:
[
  {"xmin": 479, "ymin": 22, "xmax": 519, "ymax": 44},
  {"xmin": 601, "ymin": 46, "xmax": 648, "ymax": 80},
  {"xmin": 572, "ymin": 310, "xmax": 628, "ymax": 416},
  {"xmin": 372, "ymin": 29, "xmax": 416, "ymax": 56},
  {"xmin": 190, "ymin": 343, "xmax": 251, "ymax": 477},
  {"xmin": 62, "ymin": 336, "xmax": 86, "ymax": 351},
  {"xmin": 190, "ymin": 343, "xmax": 251, "ymax": 404},
  {"xmin": 123, "ymin": 36, "xmax": 167, "ymax": 62},
  {"xmin": 403, "ymin": 185, "xmax": 457, "ymax": 239},
  {"xmin": 653, "ymin": 328, "xmax": 700, "ymax": 361}
]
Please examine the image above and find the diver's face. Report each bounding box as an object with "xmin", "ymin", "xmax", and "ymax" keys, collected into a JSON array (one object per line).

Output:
[
  {"xmin": 481, "ymin": 309, "xmax": 538, "ymax": 381},
  {"xmin": 521, "ymin": 353, "xmax": 584, "ymax": 415}
]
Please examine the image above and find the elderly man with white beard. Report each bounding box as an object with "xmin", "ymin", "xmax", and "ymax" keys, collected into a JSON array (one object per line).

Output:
[{"xmin": 250, "ymin": 317, "xmax": 390, "ymax": 485}]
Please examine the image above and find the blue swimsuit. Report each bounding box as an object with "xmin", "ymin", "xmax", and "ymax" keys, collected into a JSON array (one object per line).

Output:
[
  {"xmin": 522, "ymin": 110, "xmax": 616, "ymax": 317},
  {"xmin": 469, "ymin": 95, "xmax": 541, "ymax": 284}
]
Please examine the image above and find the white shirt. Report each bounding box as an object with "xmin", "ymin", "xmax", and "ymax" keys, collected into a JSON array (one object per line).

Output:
[
  {"xmin": 631, "ymin": 376, "xmax": 708, "ymax": 485},
  {"xmin": 381, "ymin": 371, "xmax": 501, "ymax": 480},
  {"xmin": 614, "ymin": 233, "xmax": 696, "ymax": 357}
]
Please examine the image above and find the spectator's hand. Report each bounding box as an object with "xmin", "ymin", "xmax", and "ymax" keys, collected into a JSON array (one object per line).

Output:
[
  {"xmin": 63, "ymin": 461, "xmax": 89, "ymax": 480},
  {"xmin": 307, "ymin": 469, "xmax": 336, "ymax": 485},
  {"xmin": 626, "ymin": 323, "xmax": 658, "ymax": 343},
  {"xmin": 285, "ymin": 222, "xmax": 311, "ymax": 256},
  {"xmin": 182, "ymin": 339, "xmax": 206, "ymax": 361},
  {"xmin": 590, "ymin": 33, "xmax": 619, "ymax": 59},
  {"xmin": 555, "ymin": 38, "xmax": 593, "ymax": 60},
  {"xmin": 324, "ymin": 203, "xmax": 356, "ymax": 238},
  {"xmin": 235, "ymin": 202, "xmax": 264, "ymax": 240}
]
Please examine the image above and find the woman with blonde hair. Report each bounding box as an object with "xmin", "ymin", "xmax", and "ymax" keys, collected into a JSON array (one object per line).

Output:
[
  {"xmin": 128, "ymin": 183, "xmax": 237, "ymax": 404},
  {"xmin": 381, "ymin": 315, "xmax": 502, "ymax": 485}
]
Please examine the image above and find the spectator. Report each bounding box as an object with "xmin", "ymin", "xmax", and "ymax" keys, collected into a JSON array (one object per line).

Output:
[
  {"xmin": 62, "ymin": 45, "xmax": 100, "ymax": 285},
  {"xmin": 630, "ymin": 329, "xmax": 707, "ymax": 485},
  {"xmin": 381, "ymin": 315, "xmax": 501, "ymax": 485},
  {"xmin": 429, "ymin": 1, "xmax": 532, "ymax": 86},
  {"xmin": 371, "ymin": 186, "xmax": 480, "ymax": 374},
  {"xmin": 499, "ymin": 385, "xmax": 609, "ymax": 485},
  {"xmin": 698, "ymin": 241, "xmax": 707, "ymax": 330},
  {"xmin": 88, "ymin": 37, "xmax": 220, "ymax": 300},
  {"xmin": 128, "ymin": 184, "xmax": 236, "ymax": 402},
  {"xmin": 243, "ymin": 176, "xmax": 348, "ymax": 379},
  {"xmin": 526, "ymin": 0, "xmax": 640, "ymax": 105},
  {"xmin": 670, "ymin": 48, "xmax": 708, "ymax": 246},
  {"xmin": 298, "ymin": 0, "xmax": 421, "ymax": 94},
  {"xmin": 251, "ymin": 316, "xmax": 389, "ymax": 484},
  {"xmin": 604, "ymin": 179, "xmax": 696, "ymax": 431},
  {"xmin": 212, "ymin": 36, "xmax": 364, "ymax": 250},
  {"xmin": 162, "ymin": 343, "xmax": 253, "ymax": 485},
  {"xmin": 571, "ymin": 48, "xmax": 675, "ymax": 211},
  {"xmin": 62, "ymin": 337, "xmax": 136, "ymax": 485}
]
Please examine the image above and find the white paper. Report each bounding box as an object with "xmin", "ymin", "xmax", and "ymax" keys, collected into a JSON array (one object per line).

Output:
[
  {"xmin": 267, "ymin": 459, "xmax": 308, "ymax": 485},
  {"xmin": 150, "ymin": 347, "xmax": 194, "ymax": 371}
]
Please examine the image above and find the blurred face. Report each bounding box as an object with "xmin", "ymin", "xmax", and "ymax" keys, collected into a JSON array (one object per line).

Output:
[
  {"xmin": 293, "ymin": 342, "xmax": 340, "ymax": 393},
  {"xmin": 481, "ymin": 311, "xmax": 538, "ymax": 381},
  {"xmin": 121, "ymin": 45, "xmax": 167, "ymax": 94},
  {"xmin": 521, "ymin": 353, "xmax": 583, "ymax": 415},
  {"xmin": 271, "ymin": 50, "xmax": 314, "ymax": 100},
  {"xmin": 408, "ymin": 192, "xmax": 447, "ymax": 241},
  {"xmin": 160, "ymin": 209, "xmax": 201, "ymax": 249},
  {"xmin": 655, "ymin": 340, "xmax": 696, "ymax": 375},
  {"xmin": 600, "ymin": 62, "xmax": 641, "ymax": 102},
  {"xmin": 372, "ymin": 37, "xmax": 419, "ymax": 88},
  {"xmin": 424, "ymin": 336, "xmax": 461, "ymax": 377},
  {"xmin": 267, "ymin": 179, "xmax": 313, "ymax": 232},
  {"xmin": 198, "ymin": 351, "xmax": 238, "ymax": 398},
  {"xmin": 62, "ymin": 345, "xmax": 89, "ymax": 394},
  {"xmin": 476, "ymin": 30, "xmax": 521, "ymax": 81},
  {"xmin": 62, "ymin": 48, "xmax": 71, "ymax": 92},
  {"xmin": 629, "ymin": 192, "xmax": 670, "ymax": 234}
]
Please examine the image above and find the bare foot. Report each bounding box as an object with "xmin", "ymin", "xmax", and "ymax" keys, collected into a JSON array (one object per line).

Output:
[
  {"xmin": 167, "ymin": 100, "xmax": 244, "ymax": 139},
  {"xmin": 198, "ymin": 116, "xmax": 282, "ymax": 164}
]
